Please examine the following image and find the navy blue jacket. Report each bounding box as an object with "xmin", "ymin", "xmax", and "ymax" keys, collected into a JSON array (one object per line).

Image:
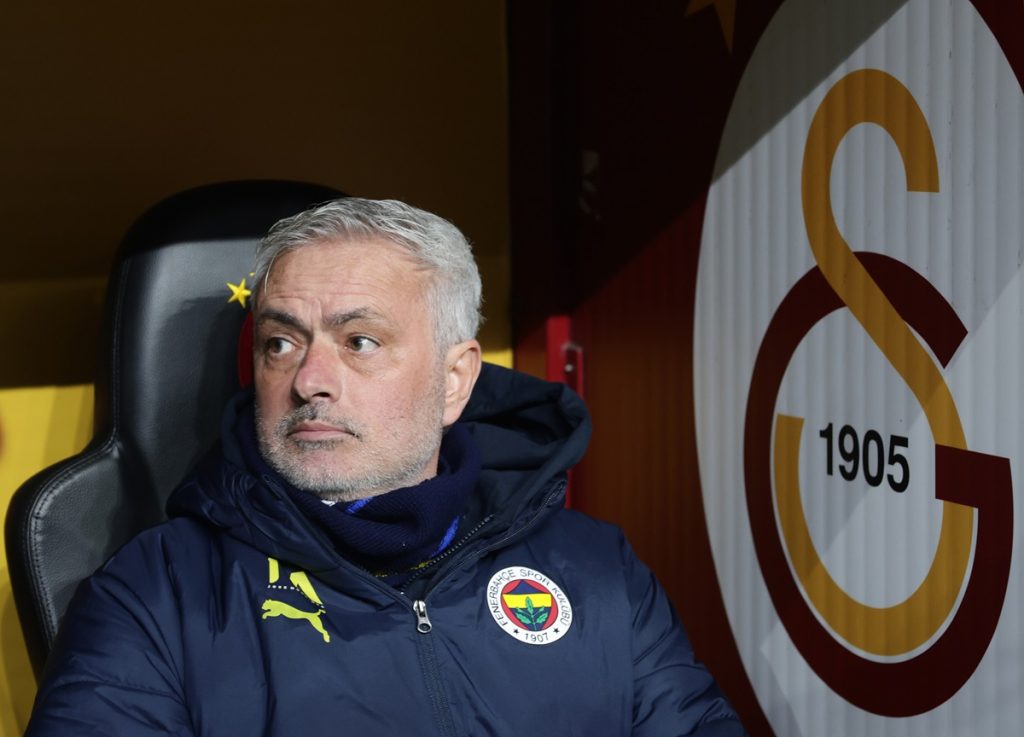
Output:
[{"xmin": 28, "ymin": 365, "xmax": 745, "ymax": 736}]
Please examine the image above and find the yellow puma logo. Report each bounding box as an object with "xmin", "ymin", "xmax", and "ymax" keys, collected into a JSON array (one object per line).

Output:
[
  {"xmin": 261, "ymin": 557, "xmax": 331, "ymax": 643},
  {"xmin": 261, "ymin": 599, "xmax": 330, "ymax": 643}
]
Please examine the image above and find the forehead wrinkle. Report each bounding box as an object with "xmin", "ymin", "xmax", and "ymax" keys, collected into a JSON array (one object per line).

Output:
[
  {"xmin": 324, "ymin": 307, "xmax": 388, "ymax": 328},
  {"xmin": 257, "ymin": 306, "xmax": 391, "ymax": 333}
]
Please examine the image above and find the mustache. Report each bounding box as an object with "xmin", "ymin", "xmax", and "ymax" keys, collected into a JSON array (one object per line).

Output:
[{"xmin": 276, "ymin": 404, "xmax": 363, "ymax": 440}]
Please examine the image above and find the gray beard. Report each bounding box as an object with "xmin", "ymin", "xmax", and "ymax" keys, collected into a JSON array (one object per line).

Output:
[{"xmin": 254, "ymin": 392, "xmax": 445, "ymax": 503}]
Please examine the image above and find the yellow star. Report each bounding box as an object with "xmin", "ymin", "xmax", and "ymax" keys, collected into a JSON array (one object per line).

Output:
[
  {"xmin": 686, "ymin": 0, "xmax": 736, "ymax": 52},
  {"xmin": 226, "ymin": 277, "xmax": 252, "ymax": 308}
]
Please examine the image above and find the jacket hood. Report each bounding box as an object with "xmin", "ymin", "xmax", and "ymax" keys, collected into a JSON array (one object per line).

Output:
[
  {"xmin": 460, "ymin": 363, "xmax": 591, "ymax": 528},
  {"xmin": 167, "ymin": 363, "xmax": 591, "ymax": 572}
]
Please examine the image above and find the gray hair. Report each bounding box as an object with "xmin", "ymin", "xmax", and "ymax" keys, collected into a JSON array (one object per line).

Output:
[{"xmin": 253, "ymin": 197, "xmax": 482, "ymax": 348}]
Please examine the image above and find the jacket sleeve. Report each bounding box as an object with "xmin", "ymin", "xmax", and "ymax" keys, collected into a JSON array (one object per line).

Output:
[
  {"xmin": 625, "ymin": 538, "xmax": 748, "ymax": 737},
  {"xmin": 25, "ymin": 540, "xmax": 193, "ymax": 737}
]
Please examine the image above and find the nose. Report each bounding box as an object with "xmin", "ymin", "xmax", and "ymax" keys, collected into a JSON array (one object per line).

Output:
[{"xmin": 291, "ymin": 339, "xmax": 341, "ymax": 404}]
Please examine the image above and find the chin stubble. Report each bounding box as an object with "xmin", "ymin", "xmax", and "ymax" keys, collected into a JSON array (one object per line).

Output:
[{"xmin": 254, "ymin": 381, "xmax": 446, "ymax": 502}]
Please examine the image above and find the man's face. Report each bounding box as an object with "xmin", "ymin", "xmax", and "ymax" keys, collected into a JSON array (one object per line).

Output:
[{"xmin": 253, "ymin": 238, "xmax": 448, "ymax": 502}]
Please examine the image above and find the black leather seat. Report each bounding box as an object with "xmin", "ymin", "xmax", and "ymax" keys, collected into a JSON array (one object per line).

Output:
[{"xmin": 5, "ymin": 180, "xmax": 342, "ymax": 677}]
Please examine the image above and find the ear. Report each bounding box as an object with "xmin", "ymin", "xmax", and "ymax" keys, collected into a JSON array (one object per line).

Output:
[{"xmin": 442, "ymin": 339, "xmax": 482, "ymax": 427}]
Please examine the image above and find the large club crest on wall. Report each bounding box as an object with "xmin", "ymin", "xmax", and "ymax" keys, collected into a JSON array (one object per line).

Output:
[{"xmin": 694, "ymin": 0, "xmax": 1023, "ymax": 733}]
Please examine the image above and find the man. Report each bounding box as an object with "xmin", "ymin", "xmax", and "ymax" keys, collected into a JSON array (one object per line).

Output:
[{"xmin": 28, "ymin": 198, "xmax": 746, "ymax": 735}]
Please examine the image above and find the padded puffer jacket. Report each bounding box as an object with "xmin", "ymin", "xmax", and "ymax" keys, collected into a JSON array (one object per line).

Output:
[{"xmin": 27, "ymin": 364, "xmax": 746, "ymax": 736}]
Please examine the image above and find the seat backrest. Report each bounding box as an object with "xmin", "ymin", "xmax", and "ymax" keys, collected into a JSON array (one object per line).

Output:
[{"xmin": 5, "ymin": 180, "xmax": 342, "ymax": 676}]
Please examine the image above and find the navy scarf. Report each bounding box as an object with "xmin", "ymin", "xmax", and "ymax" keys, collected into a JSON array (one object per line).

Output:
[{"xmin": 237, "ymin": 407, "xmax": 480, "ymax": 583}]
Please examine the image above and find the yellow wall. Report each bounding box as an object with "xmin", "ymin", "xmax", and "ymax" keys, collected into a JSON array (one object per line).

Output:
[{"xmin": 0, "ymin": 386, "xmax": 93, "ymax": 736}]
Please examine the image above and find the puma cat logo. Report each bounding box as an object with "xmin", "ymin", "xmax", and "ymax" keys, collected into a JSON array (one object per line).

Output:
[
  {"xmin": 261, "ymin": 599, "xmax": 330, "ymax": 643},
  {"xmin": 261, "ymin": 557, "xmax": 331, "ymax": 643}
]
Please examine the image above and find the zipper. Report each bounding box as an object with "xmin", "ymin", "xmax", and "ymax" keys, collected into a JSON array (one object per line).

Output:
[
  {"xmin": 412, "ymin": 598, "xmax": 457, "ymax": 736},
  {"xmin": 390, "ymin": 514, "xmax": 495, "ymax": 590},
  {"xmin": 413, "ymin": 612, "xmax": 457, "ymax": 737},
  {"xmin": 413, "ymin": 599, "xmax": 432, "ymax": 634}
]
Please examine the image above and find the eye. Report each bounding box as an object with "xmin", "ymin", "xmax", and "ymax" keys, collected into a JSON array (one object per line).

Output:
[
  {"xmin": 347, "ymin": 335, "xmax": 380, "ymax": 353},
  {"xmin": 265, "ymin": 337, "xmax": 296, "ymax": 356}
]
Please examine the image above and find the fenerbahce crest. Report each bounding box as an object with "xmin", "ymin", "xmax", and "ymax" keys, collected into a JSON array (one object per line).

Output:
[{"xmin": 487, "ymin": 567, "xmax": 573, "ymax": 645}]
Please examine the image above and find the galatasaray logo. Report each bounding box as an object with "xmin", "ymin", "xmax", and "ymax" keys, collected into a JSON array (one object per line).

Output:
[
  {"xmin": 694, "ymin": 1, "xmax": 1023, "ymax": 728},
  {"xmin": 486, "ymin": 567, "xmax": 572, "ymax": 645},
  {"xmin": 739, "ymin": 69, "xmax": 1013, "ymax": 717}
]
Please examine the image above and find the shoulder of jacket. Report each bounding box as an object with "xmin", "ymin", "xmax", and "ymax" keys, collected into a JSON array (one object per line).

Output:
[
  {"xmin": 95, "ymin": 516, "xmax": 224, "ymax": 585},
  {"xmin": 110, "ymin": 516, "xmax": 216, "ymax": 555},
  {"xmin": 545, "ymin": 507, "xmax": 628, "ymax": 543},
  {"xmin": 509, "ymin": 507, "xmax": 634, "ymax": 574}
]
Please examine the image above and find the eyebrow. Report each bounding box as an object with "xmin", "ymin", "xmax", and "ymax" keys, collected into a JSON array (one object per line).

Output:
[{"xmin": 256, "ymin": 310, "xmax": 305, "ymax": 331}]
